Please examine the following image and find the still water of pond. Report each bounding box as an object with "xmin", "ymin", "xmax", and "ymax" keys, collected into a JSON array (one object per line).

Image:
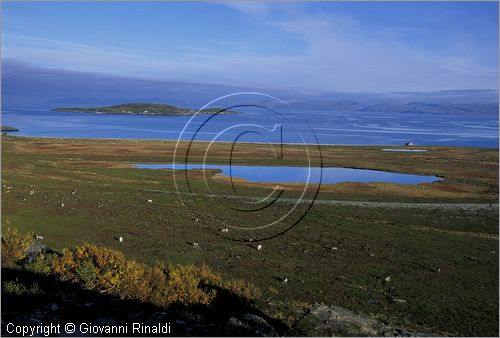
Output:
[{"xmin": 135, "ymin": 163, "xmax": 441, "ymax": 184}]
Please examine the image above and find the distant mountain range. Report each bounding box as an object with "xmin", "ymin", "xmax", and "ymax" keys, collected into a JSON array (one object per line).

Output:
[
  {"xmin": 286, "ymin": 99, "xmax": 497, "ymax": 115},
  {"xmin": 2, "ymin": 59, "xmax": 498, "ymax": 115}
]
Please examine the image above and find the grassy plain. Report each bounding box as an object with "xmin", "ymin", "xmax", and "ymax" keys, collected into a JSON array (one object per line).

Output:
[{"xmin": 1, "ymin": 135, "xmax": 498, "ymax": 336}]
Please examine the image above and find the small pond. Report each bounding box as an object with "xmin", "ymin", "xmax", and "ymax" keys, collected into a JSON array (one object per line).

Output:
[
  {"xmin": 382, "ymin": 148, "xmax": 428, "ymax": 152},
  {"xmin": 135, "ymin": 164, "xmax": 441, "ymax": 185}
]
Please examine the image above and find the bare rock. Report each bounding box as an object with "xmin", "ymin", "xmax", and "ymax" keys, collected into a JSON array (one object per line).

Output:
[
  {"xmin": 25, "ymin": 241, "xmax": 53, "ymax": 262},
  {"xmin": 227, "ymin": 313, "xmax": 279, "ymax": 336},
  {"xmin": 294, "ymin": 303, "xmax": 436, "ymax": 337},
  {"xmin": 295, "ymin": 303, "xmax": 387, "ymax": 336}
]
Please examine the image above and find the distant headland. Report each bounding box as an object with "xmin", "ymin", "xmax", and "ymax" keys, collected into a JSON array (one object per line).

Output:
[
  {"xmin": 53, "ymin": 103, "xmax": 239, "ymax": 116},
  {"xmin": 1, "ymin": 125, "xmax": 19, "ymax": 133}
]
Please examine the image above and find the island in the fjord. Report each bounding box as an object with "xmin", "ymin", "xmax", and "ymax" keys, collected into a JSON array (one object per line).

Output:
[
  {"xmin": 1, "ymin": 125, "xmax": 19, "ymax": 133},
  {"xmin": 53, "ymin": 103, "xmax": 239, "ymax": 115}
]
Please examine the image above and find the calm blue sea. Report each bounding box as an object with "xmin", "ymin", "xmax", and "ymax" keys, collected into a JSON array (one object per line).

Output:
[{"xmin": 2, "ymin": 107, "xmax": 498, "ymax": 148}]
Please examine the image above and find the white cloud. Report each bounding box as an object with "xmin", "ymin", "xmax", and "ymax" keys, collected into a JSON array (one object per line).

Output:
[
  {"xmin": 219, "ymin": 1, "xmax": 271, "ymax": 16},
  {"xmin": 3, "ymin": 10, "xmax": 497, "ymax": 92}
]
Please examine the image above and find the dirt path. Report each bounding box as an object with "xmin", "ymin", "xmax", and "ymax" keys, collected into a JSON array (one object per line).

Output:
[
  {"xmin": 147, "ymin": 189, "xmax": 498, "ymax": 210},
  {"xmin": 411, "ymin": 225, "xmax": 498, "ymax": 240}
]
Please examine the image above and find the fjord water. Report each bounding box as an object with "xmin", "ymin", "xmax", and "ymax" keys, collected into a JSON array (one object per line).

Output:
[
  {"xmin": 2, "ymin": 107, "xmax": 498, "ymax": 147},
  {"xmin": 135, "ymin": 163, "xmax": 441, "ymax": 185}
]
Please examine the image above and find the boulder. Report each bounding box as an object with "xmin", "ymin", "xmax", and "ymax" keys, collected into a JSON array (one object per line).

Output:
[
  {"xmin": 25, "ymin": 241, "xmax": 54, "ymax": 262},
  {"xmin": 227, "ymin": 313, "xmax": 279, "ymax": 336},
  {"xmin": 294, "ymin": 303, "xmax": 437, "ymax": 337},
  {"xmin": 295, "ymin": 303, "xmax": 387, "ymax": 336}
]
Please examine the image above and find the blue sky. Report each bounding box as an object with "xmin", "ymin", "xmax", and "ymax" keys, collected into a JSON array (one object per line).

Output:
[{"xmin": 2, "ymin": 1, "xmax": 498, "ymax": 92}]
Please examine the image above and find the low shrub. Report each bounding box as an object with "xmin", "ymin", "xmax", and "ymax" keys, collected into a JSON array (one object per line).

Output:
[
  {"xmin": 24, "ymin": 254, "xmax": 57, "ymax": 276},
  {"xmin": 1, "ymin": 227, "xmax": 33, "ymax": 266},
  {"xmin": 118, "ymin": 259, "xmax": 150, "ymax": 301},
  {"xmin": 3, "ymin": 230, "xmax": 261, "ymax": 309},
  {"xmin": 52, "ymin": 243, "xmax": 261, "ymax": 307},
  {"xmin": 53, "ymin": 243, "xmax": 127, "ymax": 291},
  {"xmin": 223, "ymin": 278, "xmax": 262, "ymax": 300},
  {"xmin": 3, "ymin": 280, "xmax": 43, "ymax": 296},
  {"xmin": 163, "ymin": 264, "xmax": 219, "ymax": 305}
]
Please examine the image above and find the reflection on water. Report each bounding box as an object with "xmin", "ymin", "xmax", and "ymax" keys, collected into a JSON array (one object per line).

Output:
[{"xmin": 135, "ymin": 163, "xmax": 441, "ymax": 184}]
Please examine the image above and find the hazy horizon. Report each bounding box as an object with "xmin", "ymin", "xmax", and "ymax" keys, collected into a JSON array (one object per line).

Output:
[{"xmin": 2, "ymin": 1, "xmax": 498, "ymax": 93}]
